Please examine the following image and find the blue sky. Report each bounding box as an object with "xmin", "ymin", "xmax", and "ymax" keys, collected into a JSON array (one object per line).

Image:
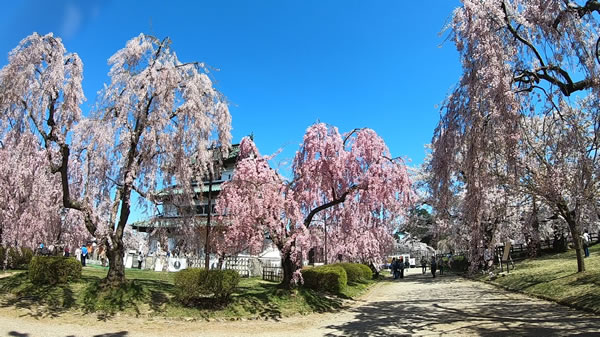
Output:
[{"xmin": 1, "ymin": 0, "xmax": 462, "ymax": 222}]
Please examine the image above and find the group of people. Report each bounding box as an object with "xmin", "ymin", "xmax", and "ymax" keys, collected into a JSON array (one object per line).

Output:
[
  {"xmin": 390, "ymin": 257, "xmax": 406, "ymax": 279},
  {"xmin": 421, "ymin": 256, "xmax": 443, "ymax": 278},
  {"xmin": 36, "ymin": 242, "xmax": 71, "ymax": 257},
  {"xmin": 390, "ymin": 255, "xmax": 445, "ymax": 279}
]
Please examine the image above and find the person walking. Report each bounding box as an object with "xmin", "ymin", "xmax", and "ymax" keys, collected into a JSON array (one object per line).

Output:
[
  {"xmin": 81, "ymin": 244, "xmax": 88, "ymax": 267},
  {"xmin": 583, "ymin": 229, "xmax": 591, "ymax": 258},
  {"xmin": 391, "ymin": 258, "xmax": 398, "ymax": 279},
  {"xmin": 137, "ymin": 251, "xmax": 144, "ymax": 269},
  {"xmin": 438, "ymin": 257, "xmax": 444, "ymax": 275},
  {"xmin": 421, "ymin": 256, "xmax": 427, "ymax": 275},
  {"xmin": 399, "ymin": 257, "xmax": 405, "ymax": 279},
  {"xmin": 431, "ymin": 256, "xmax": 437, "ymax": 278}
]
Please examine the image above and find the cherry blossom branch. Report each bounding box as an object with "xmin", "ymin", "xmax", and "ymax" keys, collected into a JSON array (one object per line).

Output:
[
  {"xmin": 553, "ymin": 0, "xmax": 600, "ymax": 28},
  {"xmin": 502, "ymin": 2, "xmax": 592, "ymax": 96},
  {"xmin": 303, "ymin": 185, "xmax": 359, "ymax": 227}
]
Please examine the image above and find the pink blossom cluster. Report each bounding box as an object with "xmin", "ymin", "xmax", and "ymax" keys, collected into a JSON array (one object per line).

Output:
[{"xmin": 217, "ymin": 124, "xmax": 413, "ymax": 286}]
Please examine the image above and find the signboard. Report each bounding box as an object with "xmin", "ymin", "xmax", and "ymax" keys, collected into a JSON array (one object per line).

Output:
[
  {"xmin": 502, "ymin": 241, "xmax": 511, "ymax": 262},
  {"xmin": 167, "ymin": 257, "xmax": 188, "ymax": 272}
]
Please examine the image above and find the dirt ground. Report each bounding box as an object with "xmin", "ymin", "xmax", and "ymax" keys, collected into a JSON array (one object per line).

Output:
[{"xmin": 1, "ymin": 268, "xmax": 599, "ymax": 337}]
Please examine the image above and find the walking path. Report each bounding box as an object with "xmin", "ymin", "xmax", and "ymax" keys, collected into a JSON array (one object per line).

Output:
[{"xmin": 1, "ymin": 268, "xmax": 598, "ymax": 336}]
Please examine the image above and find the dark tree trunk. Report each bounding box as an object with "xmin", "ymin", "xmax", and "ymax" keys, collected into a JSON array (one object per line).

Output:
[
  {"xmin": 526, "ymin": 196, "xmax": 541, "ymax": 258},
  {"xmin": 559, "ymin": 203, "xmax": 585, "ymax": 272},
  {"xmin": 279, "ymin": 250, "xmax": 297, "ymax": 289},
  {"xmin": 104, "ymin": 238, "xmax": 126, "ymax": 287},
  {"xmin": 103, "ymin": 183, "xmax": 133, "ymax": 287}
]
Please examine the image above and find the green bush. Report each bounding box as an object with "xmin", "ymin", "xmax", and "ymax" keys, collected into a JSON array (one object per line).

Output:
[
  {"xmin": 174, "ymin": 268, "xmax": 240, "ymax": 305},
  {"xmin": 21, "ymin": 247, "xmax": 33, "ymax": 265},
  {"xmin": 206, "ymin": 269, "xmax": 240, "ymax": 300},
  {"xmin": 448, "ymin": 255, "xmax": 468, "ymax": 272},
  {"xmin": 0, "ymin": 245, "xmax": 5, "ymax": 269},
  {"xmin": 174, "ymin": 268, "xmax": 204, "ymax": 305},
  {"xmin": 29, "ymin": 256, "xmax": 82, "ymax": 285},
  {"xmin": 335, "ymin": 263, "xmax": 372, "ymax": 284},
  {"xmin": 7, "ymin": 247, "xmax": 21, "ymax": 269},
  {"xmin": 6, "ymin": 247, "xmax": 35, "ymax": 269},
  {"xmin": 356, "ymin": 263, "xmax": 374, "ymax": 280},
  {"xmin": 301, "ymin": 265, "xmax": 347, "ymax": 294}
]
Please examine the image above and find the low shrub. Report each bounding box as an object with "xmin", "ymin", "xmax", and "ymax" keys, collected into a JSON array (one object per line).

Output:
[
  {"xmin": 356, "ymin": 263, "xmax": 374, "ymax": 280},
  {"xmin": 7, "ymin": 247, "xmax": 21, "ymax": 269},
  {"xmin": 335, "ymin": 263, "xmax": 372, "ymax": 284},
  {"xmin": 29, "ymin": 256, "xmax": 82, "ymax": 285},
  {"xmin": 5, "ymin": 247, "xmax": 34, "ymax": 269},
  {"xmin": 301, "ymin": 265, "xmax": 347, "ymax": 294},
  {"xmin": 448, "ymin": 255, "xmax": 468, "ymax": 272},
  {"xmin": 174, "ymin": 268, "xmax": 240, "ymax": 305},
  {"xmin": 21, "ymin": 247, "xmax": 34, "ymax": 266},
  {"xmin": 206, "ymin": 269, "xmax": 240, "ymax": 300}
]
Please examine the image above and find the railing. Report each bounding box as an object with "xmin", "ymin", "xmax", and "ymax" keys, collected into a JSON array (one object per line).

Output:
[
  {"xmin": 224, "ymin": 256, "xmax": 250, "ymax": 277},
  {"xmin": 262, "ymin": 265, "xmax": 283, "ymax": 282}
]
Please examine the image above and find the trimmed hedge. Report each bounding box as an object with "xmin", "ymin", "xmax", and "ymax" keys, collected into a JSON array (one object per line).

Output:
[
  {"xmin": 335, "ymin": 263, "xmax": 373, "ymax": 284},
  {"xmin": 174, "ymin": 268, "xmax": 240, "ymax": 305},
  {"xmin": 301, "ymin": 265, "xmax": 347, "ymax": 294},
  {"xmin": 29, "ymin": 256, "xmax": 82, "ymax": 285},
  {"xmin": 447, "ymin": 255, "xmax": 468, "ymax": 272},
  {"xmin": 6, "ymin": 247, "xmax": 34, "ymax": 269}
]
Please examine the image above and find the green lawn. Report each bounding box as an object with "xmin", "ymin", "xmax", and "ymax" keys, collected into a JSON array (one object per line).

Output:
[
  {"xmin": 0, "ymin": 265, "xmax": 376, "ymax": 320},
  {"xmin": 476, "ymin": 244, "xmax": 600, "ymax": 314}
]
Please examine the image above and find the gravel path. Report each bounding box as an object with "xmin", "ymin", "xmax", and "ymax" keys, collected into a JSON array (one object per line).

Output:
[{"xmin": 1, "ymin": 268, "xmax": 599, "ymax": 337}]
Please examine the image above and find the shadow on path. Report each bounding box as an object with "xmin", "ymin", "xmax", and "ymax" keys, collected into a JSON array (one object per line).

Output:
[{"xmin": 324, "ymin": 271, "xmax": 600, "ymax": 336}]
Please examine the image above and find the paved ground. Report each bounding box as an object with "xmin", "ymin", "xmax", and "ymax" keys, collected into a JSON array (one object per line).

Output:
[{"xmin": 1, "ymin": 268, "xmax": 599, "ymax": 336}]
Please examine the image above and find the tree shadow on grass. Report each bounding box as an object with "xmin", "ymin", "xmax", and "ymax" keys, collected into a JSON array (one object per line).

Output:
[
  {"xmin": 0, "ymin": 271, "xmax": 178, "ymax": 320},
  {"xmin": 229, "ymin": 281, "xmax": 284, "ymax": 320},
  {"xmin": 80, "ymin": 279, "xmax": 148, "ymax": 319},
  {"xmin": 300, "ymin": 288, "xmax": 345, "ymax": 312},
  {"xmin": 0, "ymin": 272, "xmax": 78, "ymax": 318}
]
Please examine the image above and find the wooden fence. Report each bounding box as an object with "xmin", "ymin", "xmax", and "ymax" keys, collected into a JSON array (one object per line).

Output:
[
  {"xmin": 262, "ymin": 265, "xmax": 283, "ymax": 282},
  {"xmin": 224, "ymin": 256, "xmax": 250, "ymax": 277},
  {"xmin": 438, "ymin": 231, "xmax": 599, "ymax": 272}
]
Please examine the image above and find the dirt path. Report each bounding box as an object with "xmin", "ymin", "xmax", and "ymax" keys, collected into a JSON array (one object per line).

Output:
[{"xmin": 1, "ymin": 268, "xmax": 599, "ymax": 336}]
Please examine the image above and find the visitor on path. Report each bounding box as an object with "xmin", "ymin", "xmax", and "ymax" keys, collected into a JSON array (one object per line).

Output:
[
  {"xmin": 421, "ymin": 256, "xmax": 427, "ymax": 274},
  {"xmin": 137, "ymin": 251, "xmax": 144, "ymax": 269},
  {"xmin": 64, "ymin": 246, "xmax": 70, "ymax": 257},
  {"xmin": 431, "ymin": 256, "xmax": 437, "ymax": 278},
  {"xmin": 583, "ymin": 229, "xmax": 591, "ymax": 258},
  {"xmin": 391, "ymin": 258, "xmax": 398, "ymax": 279},
  {"xmin": 399, "ymin": 257, "xmax": 405, "ymax": 279},
  {"xmin": 438, "ymin": 257, "xmax": 444, "ymax": 275},
  {"xmin": 75, "ymin": 247, "xmax": 81, "ymax": 262},
  {"xmin": 81, "ymin": 244, "xmax": 88, "ymax": 266}
]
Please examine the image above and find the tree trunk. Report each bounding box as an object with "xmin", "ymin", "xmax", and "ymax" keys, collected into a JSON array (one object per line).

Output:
[
  {"xmin": 280, "ymin": 250, "xmax": 297, "ymax": 289},
  {"xmin": 103, "ymin": 184, "xmax": 133, "ymax": 287},
  {"xmin": 204, "ymin": 172, "xmax": 213, "ymax": 270},
  {"xmin": 561, "ymin": 206, "xmax": 585, "ymax": 273},
  {"xmin": 103, "ymin": 236, "xmax": 126, "ymax": 287},
  {"xmin": 526, "ymin": 197, "xmax": 541, "ymax": 258}
]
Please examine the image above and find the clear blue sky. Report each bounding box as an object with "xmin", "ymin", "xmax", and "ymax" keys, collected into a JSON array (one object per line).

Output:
[{"xmin": 1, "ymin": 0, "xmax": 462, "ymax": 222}]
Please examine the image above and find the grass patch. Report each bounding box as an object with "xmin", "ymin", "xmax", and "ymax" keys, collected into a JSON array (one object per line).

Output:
[
  {"xmin": 0, "ymin": 264, "xmax": 377, "ymax": 320},
  {"xmin": 476, "ymin": 243, "xmax": 600, "ymax": 313}
]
